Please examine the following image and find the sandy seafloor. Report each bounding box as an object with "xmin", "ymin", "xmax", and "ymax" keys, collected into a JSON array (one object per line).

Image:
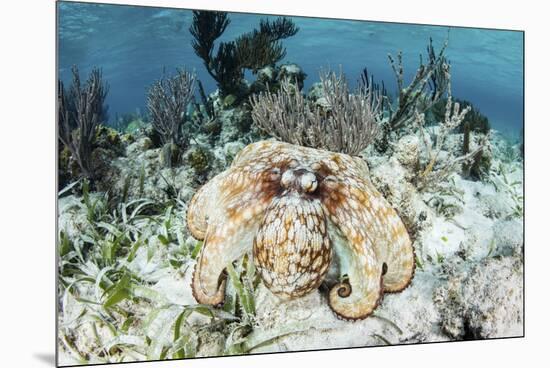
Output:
[{"xmin": 57, "ymin": 116, "xmax": 523, "ymax": 364}]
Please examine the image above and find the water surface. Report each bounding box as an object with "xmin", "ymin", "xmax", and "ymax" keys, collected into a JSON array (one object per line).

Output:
[{"xmin": 57, "ymin": 2, "xmax": 523, "ymax": 139}]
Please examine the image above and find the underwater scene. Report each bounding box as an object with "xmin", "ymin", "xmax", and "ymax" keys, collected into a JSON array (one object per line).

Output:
[{"xmin": 56, "ymin": 1, "xmax": 524, "ymax": 365}]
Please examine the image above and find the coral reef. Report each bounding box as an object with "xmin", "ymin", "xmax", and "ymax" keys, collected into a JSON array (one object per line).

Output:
[
  {"xmin": 413, "ymin": 93, "xmax": 490, "ymax": 191},
  {"xmin": 187, "ymin": 140, "xmax": 414, "ymax": 320},
  {"xmin": 250, "ymin": 70, "xmax": 382, "ymax": 155},
  {"xmin": 56, "ymin": 21, "xmax": 523, "ymax": 364},
  {"xmin": 185, "ymin": 145, "xmax": 214, "ymax": 180},
  {"xmin": 58, "ymin": 65, "xmax": 109, "ymax": 181},
  {"xmin": 385, "ymin": 38, "xmax": 450, "ymax": 133},
  {"xmin": 430, "ymin": 97, "xmax": 491, "ymax": 134},
  {"xmin": 249, "ymin": 63, "xmax": 308, "ymax": 96},
  {"xmin": 277, "ymin": 63, "xmax": 308, "ymax": 90},
  {"xmin": 57, "ymin": 122, "xmax": 524, "ymax": 364},
  {"xmin": 190, "ymin": 10, "xmax": 298, "ymax": 99},
  {"xmin": 147, "ymin": 68, "xmax": 196, "ymax": 167}
]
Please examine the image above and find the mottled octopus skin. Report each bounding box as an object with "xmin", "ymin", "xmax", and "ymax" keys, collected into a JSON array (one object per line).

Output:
[{"xmin": 187, "ymin": 140, "xmax": 415, "ymax": 320}]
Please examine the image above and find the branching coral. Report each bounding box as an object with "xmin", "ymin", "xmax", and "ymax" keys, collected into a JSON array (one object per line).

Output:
[
  {"xmin": 192, "ymin": 80, "xmax": 216, "ymax": 125},
  {"xmin": 250, "ymin": 77, "xmax": 312, "ymax": 144},
  {"xmin": 146, "ymin": 68, "xmax": 196, "ymax": 147},
  {"xmin": 189, "ymin": 10, "xmax": 298, "ymax": 98},
  {"xmin": 189, "ymin": 11, "xmax": 230, "ymax": 69},
  {"xmin": 360, "ymin": 67, "xmax": 390, "ymax": 109},
  {"xmin": 250, "ymin": 70, "xmax": 382, "ymax": 155},
  {"xmin": 58, "ymin": 65, "xmax": 109, "ymax": 180},
  {"xmin": 236, "ymin": 18, "xmax": 298, "ymax": 73},
  {"xmin": 385, "ymin": 38, "xmax": 450, "ymax": 133},
  {"xmin": 414, "ymin": 92, "xmax": 489, "ymax": 191},
  {"xmin": 430, "ymin": 97, "xmax": 491, "ymax": 134}
]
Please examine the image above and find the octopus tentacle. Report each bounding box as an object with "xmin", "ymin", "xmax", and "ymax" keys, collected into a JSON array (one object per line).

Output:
[
  {"xmin": 191, "ymin": 189, "xmax": 272, "ymax": 304},
  {"xmin": 186, "ymin": 172, "xmax": 228, "ymax": 240},
  {"xmin": 190, "ymin": 165, "xmax": 280, "ymax": 305},
  {"xmin": 319, "ymin": 155, "xmax": 413, "ymax": 318},
  {"xmin": 348, "ymin": 176, "xmax": 414, "ymax": 293},
  {"xmin": 328, "ymin": 227, "xmax": 384, "ymax": 320},
  {"xmin": 378, "ymin": 207, "xmax": 415, "ymax": 293},
  {"xmin": 326, "ymin": 175, "xmax": 414, "ymax": 294},
  {"xmin": 192, "ymin": 215, "xmax": 256, "ymax": 305}
]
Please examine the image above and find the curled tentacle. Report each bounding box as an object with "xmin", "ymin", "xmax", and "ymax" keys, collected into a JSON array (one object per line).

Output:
[
  {"xmin": 327, "ymin": 221, "xmax": 384, "ymax": 320},
  {"xmin": 319, "ymin": 154, "xmax": 414, "ymax": 318}
]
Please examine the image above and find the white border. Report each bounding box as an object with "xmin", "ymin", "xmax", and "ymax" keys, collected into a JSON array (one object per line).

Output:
[{"xmin": 1, "ymin": 1, "xmax": 547, "ymax": 367}]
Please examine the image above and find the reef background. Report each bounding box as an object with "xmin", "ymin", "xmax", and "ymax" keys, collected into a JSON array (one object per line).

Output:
[
  {"xmin": 56, "ymin": 2, "xmax": 524, "ymax": 366},
  {"xmin": 58, "ymin": 2, "xmax": 523, "ymax": 139}
]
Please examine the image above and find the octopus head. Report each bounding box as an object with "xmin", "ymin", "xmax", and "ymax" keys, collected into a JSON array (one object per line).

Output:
[{"xmin": 280, "ymin": 165, "xmax": 318, "ymax": 194}]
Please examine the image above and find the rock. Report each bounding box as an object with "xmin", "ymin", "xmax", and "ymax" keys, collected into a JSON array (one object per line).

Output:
[
  {"xmin": 479, "ymin": 193, "xmax": 514, "ymax": 219},
  {"xmin": 91, "ymin": 147, "xmax": 119, "ymax": 184},
  {"xmin": 370, "ymin": 155, "xmax": 432, "ymax": 239},
  {"xmin": 379, "ymin": 271, "xmax": 448, "ymax": 343},
  {"xmin": 217, "ymin": 106, "xmax": 254, "ymax": 141},
  {"xmin": 307, "ymin": 82, "xmax": 324, "ymax": 102},
  {"xmin": 127, "ymin": 137, "xmax": 153, "ymax": 156},
  {"xmin": 185, "ymin": 145, "xmax": 213, "ymax": 177},
  {"xmin": 492, "ymin": 219, "xmax": 523, "ymax": 256},
  {"xmin": 256, "ymin": 66, "xmax": 277, "ymax": 84},
  {"xmin": 95, "ymin": 142, "xmax": 197, "ymax": 203},
  {"xmin": 251, "ymin": 269, "xmax": 449, "ymax": 352},
  {"xmin": 278, "ymin": 63, "xmax": 307, "ymax": 90},
  {"xmin": 395, "ymin": 134, "xmax": 420, "ymax": 169},
  {"xmin": 223, "ymin": 141, "xmax": 245, "ymax": 164},
  {"xmin": 434, "ymin": 256, "xmax": 523, "ymax": 339},
  {"xmin": 94, "ymin": 125, "xmax": 126, "ymax": 155}
]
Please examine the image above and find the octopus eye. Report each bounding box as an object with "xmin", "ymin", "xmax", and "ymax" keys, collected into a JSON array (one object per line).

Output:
[
  {"xmin": 268, "ymin": 167, "xmax": 281, "ymax": 181},
  {"xmin": 300, "ymin": 172, "xmax": 318, "ymax": 193},
  {"xmin": 382, "ymin": 262, "xmax": 388, "ymax": 276}
]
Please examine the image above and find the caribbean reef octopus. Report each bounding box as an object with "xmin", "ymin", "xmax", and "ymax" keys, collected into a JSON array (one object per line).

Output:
[{"xmin": 187, "ymin": 140, "xmax": 414, "ymax": 320}]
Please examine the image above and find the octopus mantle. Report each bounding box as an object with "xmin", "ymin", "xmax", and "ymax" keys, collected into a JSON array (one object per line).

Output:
[{"xmin": 187, "ymin": 140, "xmax": 414, "ymax": 320}]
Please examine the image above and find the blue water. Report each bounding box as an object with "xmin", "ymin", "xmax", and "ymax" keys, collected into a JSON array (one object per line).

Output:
[{"xmin": 57, "ymin": 2, "xmax": 524, "ymax": 139}]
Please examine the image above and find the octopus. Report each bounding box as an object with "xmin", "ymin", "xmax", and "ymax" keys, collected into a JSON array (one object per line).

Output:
[{"xmin": 187, "ymin": 140, "xmax": 414, "ymax": 320}]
